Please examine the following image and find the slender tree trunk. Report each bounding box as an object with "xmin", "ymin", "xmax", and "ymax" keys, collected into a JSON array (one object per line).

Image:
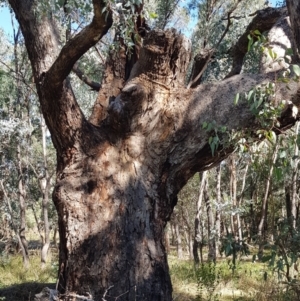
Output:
[
  {"xmin": 17, "ymin": 146, "xmax": 30, "ymax": 268},
  {"xmin": 53, "ymin": 225, "xmax": 58, "ymax": 249},
  {"xmin": 164, "ymin": 224, "xmax": 170, "ymax": 254},
  {"xmin": 189, "ymin": 232, "xmax": 194, "ymax": 260},
  {"xmin": 258, "ymin": 144, "xmax": 279, "ymax": 237},
  {"xmin": 30, "ymin": 204, "xmax": 44, "ymax": 244},
  {"xmin": 181, "ymin": 207, "xmax": 194, "ymax": 259},
  {"xmin": 40, "ymin": 117, "xmax": 51, "ymax": 268},
  {"xmin": 285, "ymin": 185, "xmax": 292, "ymax": 228},
  {"xmin": 174, "ymin": 218, "xmax": 183, "ymax": 259},
  {"xmin": 290, "ymin": 122, "xmax": 299, "ymax": 229},
  {"xmin": 215, "ymin": 164, "xmax": 222, "ymax": 257},
  {"xmin": 0, "ymin": 180, "xmax": 28, "ymax": 265},
  {"xmin": 258, "ymin": 143, "xmax": 279, "ymax": 257},
  {"xmin": 229, "ymin": 155, "xmax": 241, "ymax": 241},
  {"xmin": 250, "ymin": 181, "xmax": 257, "ymax": 241},
  {"xmin": 193, "ymin": 171, "xmax": 207, "ymax": 265},
  {"xmin": 11, "ymin": 15, "xmax": 30, "ymax": 268},
  {"xmin": 237, "ymin": 161, "xmax": 249, "ymax": 242},
  {"xmin": 203, "ymin": 177, "xmax": 216, "ymax": 262},
  {"xmin": 170, "ymin": 222, "xmax": 176, "ymax": 246}
]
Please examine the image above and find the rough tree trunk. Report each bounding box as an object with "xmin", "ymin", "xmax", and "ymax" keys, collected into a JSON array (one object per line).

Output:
[{"xmin": 8, "ymin": 0, "xmax": 300, "ymax": 300}]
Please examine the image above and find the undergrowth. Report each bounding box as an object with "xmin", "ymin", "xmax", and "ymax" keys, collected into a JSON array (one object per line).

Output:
[
  {"xmin": 0, "ymin": 251, "xmax": 299, "ymax": 301},
  {"xmin": 0, "ymin": 253, "xmax": 57, "ymax": 287},
  {"xmin": 169, "ymin": 255, "xmax": 299, "ymax": 301},
  {"xmin": 0, "ymin": 252, "xmax": 57, "ymax": 301}
]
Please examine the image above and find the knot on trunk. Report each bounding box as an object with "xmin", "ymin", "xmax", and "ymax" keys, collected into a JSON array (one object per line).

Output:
[{"xmin": 107, "ymin": 82, "xmax": 146, "ymax": 131}]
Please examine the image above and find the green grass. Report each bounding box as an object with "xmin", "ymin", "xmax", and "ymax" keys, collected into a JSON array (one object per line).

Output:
[
  {"xmin": 0, "ymin": 252, "xmax": 57, "ymax": 301},
  {"xmin": 0, "ymin": 253, "xmax": 57, "ymax": 287},
  {"xmin": 0, "ymin": 251, "xmax": 298, "ymax": 301},
  {"xmin": 169, "ymin": 254, "xmax": 300, "ymax": 301}
]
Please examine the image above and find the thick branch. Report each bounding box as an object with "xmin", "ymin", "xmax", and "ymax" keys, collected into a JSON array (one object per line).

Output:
[
  {"xmin": 286, "ymin": 0, "xmax": 300, "ymax": 61},
  {"xmin": 47, "ymin": 0, "xmax": 112, "ymax": 88},
  {"xmin": 225, "ymin": 6, "xmax": 287, "ymax": 78},
  {"xmin": 8, "ymin": 0, "xmax": 113, "ymax": 153}
]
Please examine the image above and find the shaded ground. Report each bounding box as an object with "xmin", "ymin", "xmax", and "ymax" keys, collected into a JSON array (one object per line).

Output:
[{"xmin": 0, "ymin": 282, "xmax": 56, "ymax": 301}]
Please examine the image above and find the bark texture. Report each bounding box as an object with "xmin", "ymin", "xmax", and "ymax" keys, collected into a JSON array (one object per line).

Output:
[{"xmin": 7, "ymin": 1, "xmax": 300, "ymax": 300}]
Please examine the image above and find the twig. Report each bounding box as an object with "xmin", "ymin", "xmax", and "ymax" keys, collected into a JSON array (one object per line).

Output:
[
  {"xmin": 187, "ymin": 1, "xmax": 242, "ymax": 89},
  {"xmin": 72, "ymin": 62, "xmax": 101, "ymax": 91},
  {"xmin": 102, "ymin": 285, "xmax": 114, "ymax": 300},
  {"xmin": 0, "ymin": 58, "xmax": 37, "ymax": 96},
  {"xmin": 66, "ymin": 292, "xmax": 93, "ymax": 300}
]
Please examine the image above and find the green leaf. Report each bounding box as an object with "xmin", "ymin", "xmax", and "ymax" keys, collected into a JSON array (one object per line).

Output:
[
  {"xmin": 267, "ymin": 130, "xmax": 276, "ymax": 144},
  {"xmin": 55, "ymin": 0, "xmax": 64, "ymax": 8},
  {"xmin": 202, "ymin": 122, "xmax": 208, "ymax": 129},
  {"xmin": 253, "ymin": 29, "xmax": 261, "ymax": 36},
  {"xmin": 220, "ymin": 126, "xmax": 227, "ymax": 133},
  {"xmin": 213, "ymin": 136, "xmax": 219, "ymax": 144},
  {"xmin": 292, "ymin": 64, "xmax": 300, "ymax": 77},
  {"xmin": 149, "ymin": 12, "xmax": 158, "ymax": 19},
  {"xmin": 285, "ymin": 48, "xmax": 293, "ymax": 56},
  {"xmin": 234, "ymin": 93, "xmax": 239, "ymax": 105},
  {"xmin": 256, "ymin": 95, "xmax": 264, "ymax": 108},
  {"xmin": 210, "ymin": 143, "xmax": 216, "ymax": 156},
  {"xmin": 247, "ymin": 89, "xmax": 254, "ymax": 101},
  {"xmin": 247, "ymin": 34, "xmax": 253, "ymax": 52},
  {"xmin": 274, "ymin": 167, "xmax": 283, "ymax": 181}
]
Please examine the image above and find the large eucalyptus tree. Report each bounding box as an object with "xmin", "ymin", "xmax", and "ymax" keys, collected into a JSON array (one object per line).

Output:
[{"xmin": 5, "ymin": 0, "xmax": 300, "ymax": 300}]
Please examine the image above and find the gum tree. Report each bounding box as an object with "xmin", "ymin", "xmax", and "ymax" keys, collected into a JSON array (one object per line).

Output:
[{"xmin": 6, "ymin": 0, "xmax": 300, "ymax": 300}]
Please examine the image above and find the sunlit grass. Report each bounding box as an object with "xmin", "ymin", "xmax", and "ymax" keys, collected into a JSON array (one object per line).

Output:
[
  {"xmin": 0, "ymin": 250, "xmax": 298, "ymax": 301},
  {"xmin": 169, "ymin": 253, "xmax": 298, "ymax": 301},
  {"xmin": 0, "ymin": 252, "xmax": 57, "ymax": 288}
]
